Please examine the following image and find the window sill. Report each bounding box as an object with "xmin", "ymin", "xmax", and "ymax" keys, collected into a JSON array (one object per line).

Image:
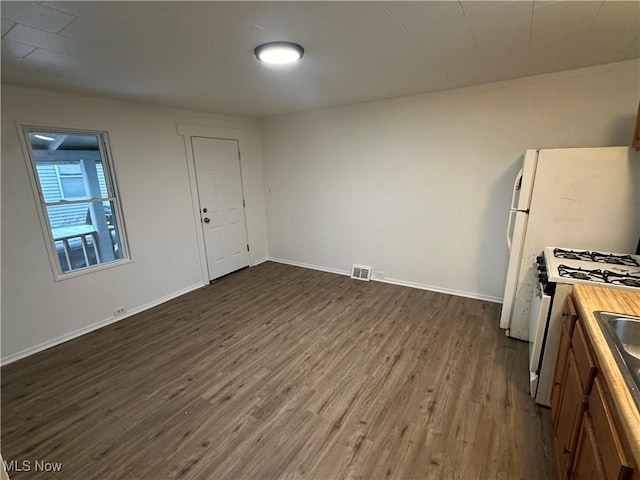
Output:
[{"xmin": 52, "ymin": 258, "xmax": 134, "ymax": 282}]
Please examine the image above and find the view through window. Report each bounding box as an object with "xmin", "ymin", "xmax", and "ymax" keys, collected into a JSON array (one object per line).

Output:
[{"xmin": 24, "ymin": 128, "xmax": 129, "ymax": 277}]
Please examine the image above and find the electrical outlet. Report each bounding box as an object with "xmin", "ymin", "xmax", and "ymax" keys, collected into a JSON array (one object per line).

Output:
[
  {"xmin": 375, "ymin": 271, "xmax": 385, "ymax": 279},
  {"xmin": 113, "ymin": 306, "xmax": 126, "ymax": 316}
]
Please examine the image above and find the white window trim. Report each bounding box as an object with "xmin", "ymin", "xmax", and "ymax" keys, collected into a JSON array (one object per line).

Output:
[{"xmin": 18, "ymin": 124, "xmax": 133, "ymax": 281}]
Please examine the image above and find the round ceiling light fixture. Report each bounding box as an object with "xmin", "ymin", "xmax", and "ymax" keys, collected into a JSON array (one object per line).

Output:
[{"xmin": 254, "ymin": 41, "xmax": 304, "ymax": 65}]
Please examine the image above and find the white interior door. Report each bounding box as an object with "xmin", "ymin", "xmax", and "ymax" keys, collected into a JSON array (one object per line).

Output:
[{"xmin": 192, "ymin": 137, "xmax": 250, "ymax": 281}]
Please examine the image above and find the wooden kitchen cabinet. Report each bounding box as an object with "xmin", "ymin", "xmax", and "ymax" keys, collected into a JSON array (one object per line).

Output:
[
  {"xmin": 551, "ymin": 321, "xmax": 571, "ymax": 420},
  {"xmin": 571, "ymin": 412, "xmax": 606, "ymax": 480},
  {"xmin": 572, "ymin": 320, "xmax": 597, "ymax": 395},
  {"xmin": 551, "ymin": 295, "xmax": 638, "ymax": 480},
  {"xmin": 564, "ymin": 295, "xmax": 579, "ymax": 336},
  {"xmin": 589, "ymin": 376, "xmax": 633, "ymax": 480},
  {"xmin": 553, "ymin": 351, "xmax": 586, "ymax": 478},
  {"xmin": 551, "ymin": 296, "xmax": 580, "ymax": 422}
]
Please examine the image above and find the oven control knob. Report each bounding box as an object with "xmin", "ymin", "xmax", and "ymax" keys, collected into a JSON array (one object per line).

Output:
[
  {"xmin": 536, "ymin": 254, "xmax": 544, "ymax": 265},
  {"xmin": 538, "ymin": 273, "xmax": 547, "ymax": 282}
]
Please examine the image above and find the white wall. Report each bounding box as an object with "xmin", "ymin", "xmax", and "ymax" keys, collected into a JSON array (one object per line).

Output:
[
  {"xmin": 1, "ymin": 85, "xmax": 268, "ymax": 363},
  {"xmin": 261, "ymin": 60, "xmax": 640, "ymax": 302}
]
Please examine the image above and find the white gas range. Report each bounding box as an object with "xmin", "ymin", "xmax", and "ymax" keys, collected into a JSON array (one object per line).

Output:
[{"xmin": 529, "ymin": 247, "xmax": 640, "ymax": 406}]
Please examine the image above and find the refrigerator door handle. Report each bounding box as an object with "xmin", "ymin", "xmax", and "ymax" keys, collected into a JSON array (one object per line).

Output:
[
  {"xmin": 507, "ymin": 209, "xmax": 516, "ymax": 251},
  {"xmin": 510, "ymin": 168, "xmax": 523, "ymax": 210}
]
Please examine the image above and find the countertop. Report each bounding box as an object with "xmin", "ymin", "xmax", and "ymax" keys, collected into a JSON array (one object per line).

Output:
[{"xmin": 572, "ymin": 284, "xmax": 640, "ymax": 467}]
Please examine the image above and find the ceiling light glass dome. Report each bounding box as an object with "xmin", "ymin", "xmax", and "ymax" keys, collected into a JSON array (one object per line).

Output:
[{"xmin": 254, "ymin": 42, "xmax": 304, "ymax": 64}]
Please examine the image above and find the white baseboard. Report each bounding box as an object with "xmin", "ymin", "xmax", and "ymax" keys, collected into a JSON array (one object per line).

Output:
[
  {"xmin": 372, "ymin": 277, "xmax": 503, "ymax": 303},
  {"xmin": 267, "ymin": 257, "xmax": 351, "ymax": 277},
  {"xmin": 252, "ymin": 256, "xmax": 269, "ymax": 266},
  {"xmin": 1, "ymin": 282, "xmax": 206, "ymax": 366},
  {"xmin": 267, "ymin": 256, "xmax": 502, "ymax": 304}
]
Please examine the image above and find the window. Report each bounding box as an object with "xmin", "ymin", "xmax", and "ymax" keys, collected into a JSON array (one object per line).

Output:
[{"xmin": 23, "ymin": 127, "xmax": 130, "ymax": 278}]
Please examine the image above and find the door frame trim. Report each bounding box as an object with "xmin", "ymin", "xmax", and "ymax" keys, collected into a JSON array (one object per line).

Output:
[{"xmin": 177, "ymin": 124, "xmax": 253, "ymax": 284}]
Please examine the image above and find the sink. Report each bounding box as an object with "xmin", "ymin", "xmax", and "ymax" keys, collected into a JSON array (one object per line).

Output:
[
  {"xmin": 595, "ymin": 311, "xmax": 640, "ymax": 410},
  {"xmin": 609, "ymin": 318, "xmax": 640, "ymax": 360}
]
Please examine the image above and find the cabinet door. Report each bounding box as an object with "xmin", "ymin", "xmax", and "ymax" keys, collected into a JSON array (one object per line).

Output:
[
  {"xmin": 564, "ymin": 295, "xmax": 579, "ymax": 337},
  {"xmin": 572, "ymin": 320, "xmax": 597, "ymax": 394},
  {"xmin": 571, "ymin": 412, "xmax": 606, "ymax": 480},
  {"xmin": 554, "ymin": 351, "xmax": 586, "ymax": 479},
  {"xmin": 551, "ymin": 321, "xmax": 571, "ymax": 425},
  {"xmin": 590, "ymin": 377, "xmax": 633, "ymax": 480}
]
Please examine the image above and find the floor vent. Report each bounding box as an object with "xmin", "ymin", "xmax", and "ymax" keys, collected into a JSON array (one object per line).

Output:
[{"xmin": 351, "ymin": 264, "xmax": 372, "ymax": 281}]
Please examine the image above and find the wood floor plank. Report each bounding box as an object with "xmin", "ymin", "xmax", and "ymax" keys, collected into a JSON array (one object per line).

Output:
[{"xmin": 2, "ymin": 262, "xmax": 555, "ymax": 479}]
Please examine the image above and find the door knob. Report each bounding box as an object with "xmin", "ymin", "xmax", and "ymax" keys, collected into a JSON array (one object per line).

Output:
[{"xmin": 203, "ymin": 217, "xmax": 210, "ymax": 223}]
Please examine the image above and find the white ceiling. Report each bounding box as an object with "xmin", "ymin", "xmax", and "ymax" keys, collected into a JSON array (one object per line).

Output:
[{"xmin": 1, "ymin": 1, "xmax": 639, "ymax": 118}]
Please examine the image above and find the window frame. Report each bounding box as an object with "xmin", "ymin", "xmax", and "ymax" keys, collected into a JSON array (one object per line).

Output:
[{"xmin": 20, "ymin": 124, "xmax": 132, "ymax": 280}]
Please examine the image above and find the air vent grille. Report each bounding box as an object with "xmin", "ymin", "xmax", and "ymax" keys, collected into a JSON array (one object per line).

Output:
[{"xmin": 351, "ymin": 264, "xmax": 372, "ymax": 281}]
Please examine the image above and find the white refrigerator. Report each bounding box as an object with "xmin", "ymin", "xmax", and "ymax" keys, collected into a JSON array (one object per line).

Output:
[{"xmin": 500, "ymin": 147, "xmax": 640, "ymax": 340}]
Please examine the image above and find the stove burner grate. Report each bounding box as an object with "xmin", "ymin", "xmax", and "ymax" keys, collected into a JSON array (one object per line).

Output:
[
  {"xmin": 557, "ymin": 265, "xmax": 640, "ymax": 288},
  {"xmin": 604, "ymin": 270, "xmax": 640, "ymax": 288},
  {"xmin": 553, "ymin": 248, "xmax": 640, "ymax": 267},
  {"xmin": 553, "ymin": 248, "xmax": 593, "ymax": 261},
  {"xmin": 591, "ymin": 252, "xmax": 640, "ymax": 267},
  {"xmin": 557, "ymin": 264, "xmax": 605, "ymax": 282}
]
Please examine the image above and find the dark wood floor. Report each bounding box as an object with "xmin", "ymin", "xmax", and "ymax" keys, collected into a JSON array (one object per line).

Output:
[{"xmin": 2, "ymin": 262, "xmax": 554, "ymax": 479}]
